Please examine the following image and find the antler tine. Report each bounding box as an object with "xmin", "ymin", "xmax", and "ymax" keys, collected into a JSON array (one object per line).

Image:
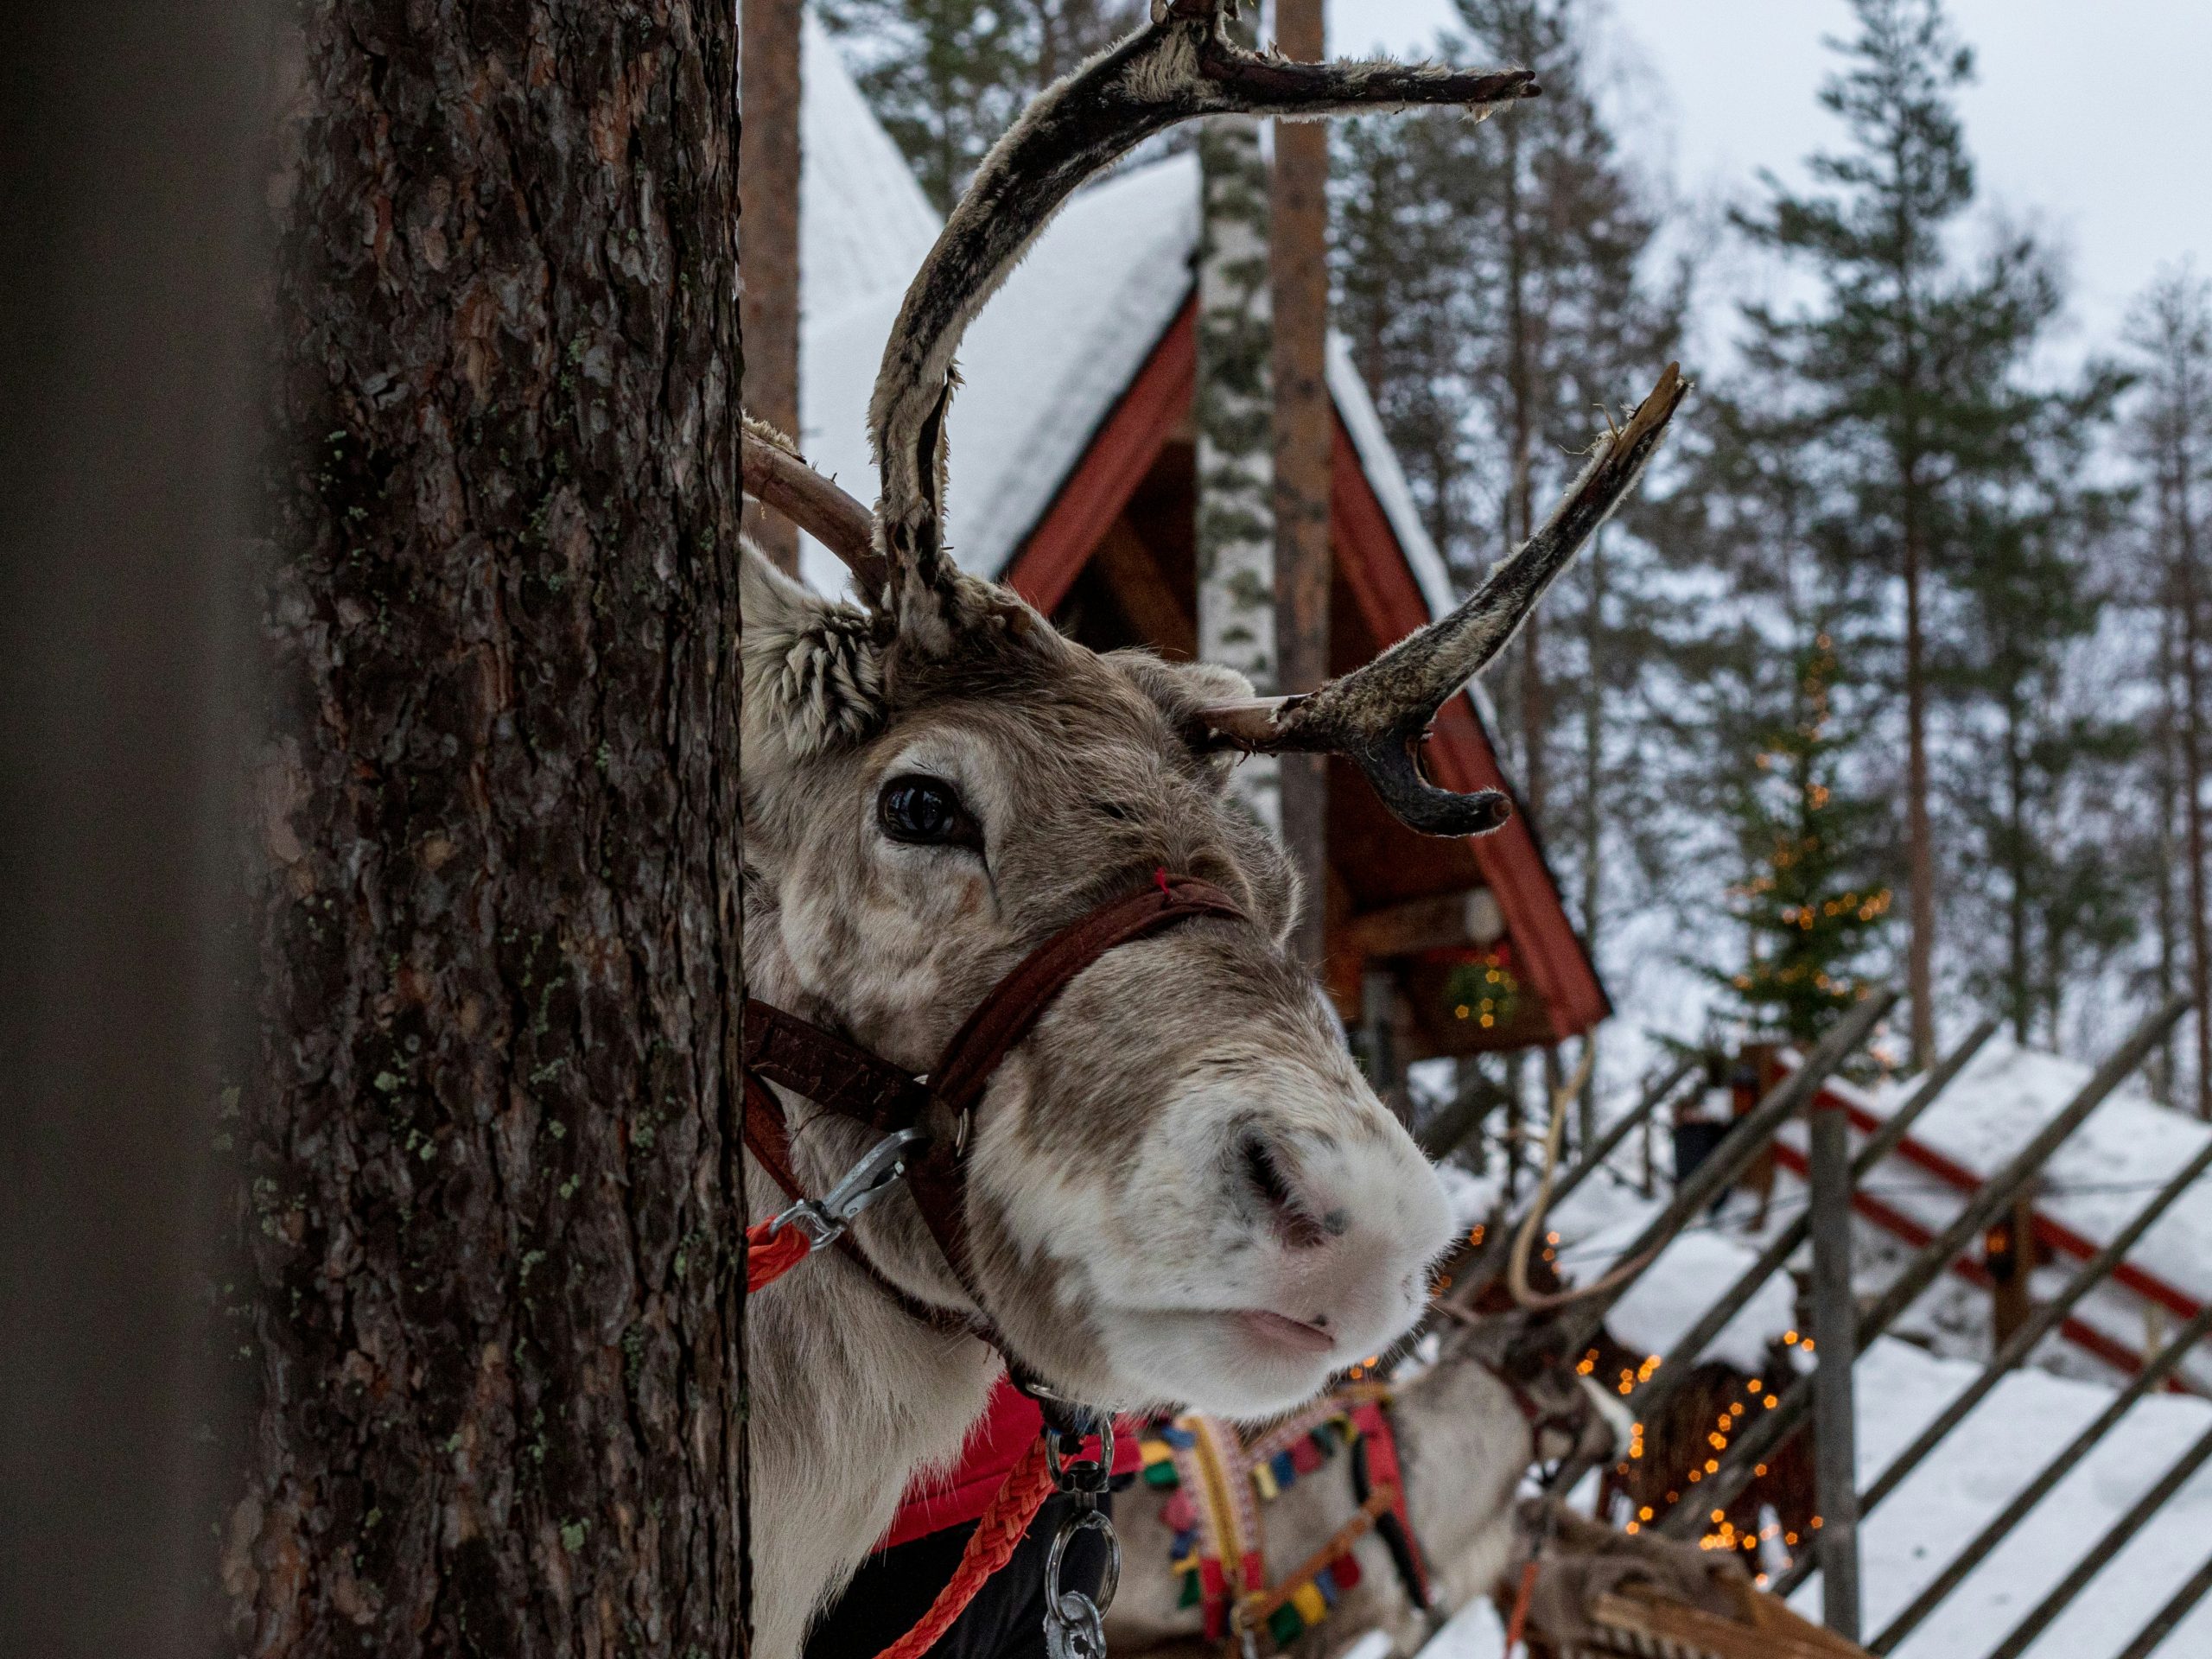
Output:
[
  {"xmin": 868, "ymin": 0, "xmax": 1540, "ymax": 624},
  {"xmin": 1199, "ymin": 362, "xmax": 1689, "ymax": 836},
  {"xmin": 740, "ymin": 418, "xmax": 888, "ymax": 594}
]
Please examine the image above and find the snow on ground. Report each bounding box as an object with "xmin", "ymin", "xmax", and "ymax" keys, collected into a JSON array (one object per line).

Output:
[
  {"xmin": 1413, "ymin": 1596, "xmax": 1508, "ymax": 1659},
  {"xmin": 1779, "ymin": 1039, "xmax": 2212, "ymax": 1388}
]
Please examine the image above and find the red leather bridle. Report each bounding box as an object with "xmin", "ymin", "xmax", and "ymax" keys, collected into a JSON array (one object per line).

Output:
[{"xmin": 742, "ymin": 870, "xmax": 1247, "ymax": 1375}]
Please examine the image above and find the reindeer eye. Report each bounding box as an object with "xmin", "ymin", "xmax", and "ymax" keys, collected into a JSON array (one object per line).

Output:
[{"xmin": 877, "ymin": 775, "xmax": 980, "ymax": 850}]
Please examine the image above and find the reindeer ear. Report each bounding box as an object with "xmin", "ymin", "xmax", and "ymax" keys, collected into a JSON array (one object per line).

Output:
[
  {"xmin": 1111, "ymin": 653, "xmax": 1261, "ymax": 780},
  {"xmin": 741, "ymin": 542, "xmax": 887, "ymax": 758}
]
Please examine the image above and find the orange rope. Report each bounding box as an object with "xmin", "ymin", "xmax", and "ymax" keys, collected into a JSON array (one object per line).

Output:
[
  {"xmin": 746, "ymin": 1219, "xmax": 813, "ymax": 1292},
  {"xmin": 876, "ymin": 1432, "xmax": 1058, "ymax": 1659},
  {"xmin": 1503, "ymin": 1557, "xmax": 1541, "ymax": 1656}
]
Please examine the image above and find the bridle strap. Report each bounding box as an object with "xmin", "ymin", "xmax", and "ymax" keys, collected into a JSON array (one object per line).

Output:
[
  {"xmin": 741, "ymin": 871, "xmax": 1247, "ymax": 1354},
  {"xmin": 929, "ymin": 873, "xmax": 1246, "ymax": 1121},
  {"xmin": 907, "ymin": 874, "xmax": 1246, "ymax": 1299},
  {"xmin": 744, "ymin": 1001, "xmax": 934, "ymax": 1132}
]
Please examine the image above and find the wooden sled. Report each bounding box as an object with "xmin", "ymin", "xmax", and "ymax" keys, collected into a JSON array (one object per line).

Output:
[{"xmin": 1568, "ymin": 1581, "xmax": 1872, "ymax": 1659}]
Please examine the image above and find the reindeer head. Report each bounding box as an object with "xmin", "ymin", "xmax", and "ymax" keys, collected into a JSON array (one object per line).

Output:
[{"xmin": 740, "ymin": 2, "xmax": 1685, "ymax": 1417}]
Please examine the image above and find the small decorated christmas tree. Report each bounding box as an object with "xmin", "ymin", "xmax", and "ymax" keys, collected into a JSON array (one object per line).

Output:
[{"xmin": 1715, "ymin": 635, "xmax": 1893, "ymax": 1044}]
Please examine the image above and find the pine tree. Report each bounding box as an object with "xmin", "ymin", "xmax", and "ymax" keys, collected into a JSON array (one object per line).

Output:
[
  {"xmin": 1717, "ymin": 636, "xmax": 1896, "ymax": 1045},
  {"xmin": 1732, "ymin": 0, "xmax": 2074, "ymax": 1067},
  {"xmin": 1655, "ymin": 382, "xmax": 1897, "ymax": 1046},
  {"xmin": 1332, "ymin": 103, "xmax": 1501, "ymax": 566},
  {"xmin": 1942, "ymin": 370, "xmax": 2136, "ymax": 1046},
  {"xmin": 818, "ymin": 0, "xmax": 1142, "ymax": 209}
]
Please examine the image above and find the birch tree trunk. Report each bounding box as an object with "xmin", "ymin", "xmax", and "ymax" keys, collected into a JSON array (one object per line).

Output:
[
  {"xmin": 1196, "ymin": 105, "xmax": 1281, "ymax": 834},
  {"xmin": 226, "ymin": 7, "xmax": 748, "ymax": 1650}
]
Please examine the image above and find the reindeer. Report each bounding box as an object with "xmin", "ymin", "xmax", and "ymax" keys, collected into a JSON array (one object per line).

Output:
[
  {"xmin": 1104, "ymin": 1311, "xmax": 1637, "ymax": 1659},
  {"xmin": 737, "ymin": 7, "xmax": 1688, "ymax": 1653}
]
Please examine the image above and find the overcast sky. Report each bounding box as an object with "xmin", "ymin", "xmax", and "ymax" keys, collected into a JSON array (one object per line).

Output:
[{"xmin": 1325, "ymin": 0, "xmax": 2212, "ymax": 359}]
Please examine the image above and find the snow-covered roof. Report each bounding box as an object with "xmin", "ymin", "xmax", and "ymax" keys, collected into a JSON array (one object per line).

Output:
[
  {"xmin": 795, "ymin": 35, "xmax": 1465, "ymax": 632},
  {"xmin": 798, "ymin": 10, "xmax": 939, "ymax": 330}
]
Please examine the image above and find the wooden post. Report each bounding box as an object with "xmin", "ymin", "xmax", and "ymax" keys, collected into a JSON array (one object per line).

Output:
[
  {"xmin": 1807, "ymin": 1091, "xmax": 1862, "ymax": 1639},
  {"xmin": 1272, "ymin": 0, "xmax": 1331, "ymax": 971},
  {"xmin": 0, "ymin": 5, "xmax": 262, "ymax": 1647},
  {"xmin": 740, "ymin": 0, "xmax": 803, "ymax": 572},
  {"xmin": 1360, "ymin": 968, "xmax": 1406, "ymax": 1122},
  {"xmin": 1986, "ymin": 1185, "xmax": 2037, "ymax": 1352}
]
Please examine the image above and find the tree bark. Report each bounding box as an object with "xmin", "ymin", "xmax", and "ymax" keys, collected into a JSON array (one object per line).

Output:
[
  {"xmin": 2154, "ymin": 603, "xmax": 2181, "ymax": 1104},
  {"xmin": 230, "ymin": 7, "xmax": 748, "ymax": 1652},
  {"xmin": 2005, "ymin": 694, "xmax": 2030, "ymax": 1045},
  {"xmin": 1273, "ymin": 0, "xmax": 1332, "ymax": 972},
  {"xmin": 740, "ymin": 0, "xmax": 803, "ymax": 573},
  {"xmin": 1502, "ymin": 112, "xmax": 1543, "ymax": 828},
  {"xmin": 0, "ymin": 6, "xmax": 263, "ymax": 1650}
]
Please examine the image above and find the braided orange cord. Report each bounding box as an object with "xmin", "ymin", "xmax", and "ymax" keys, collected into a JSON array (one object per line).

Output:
[
  {"xmin": 1503, "ymin": 1557, "xmax": 1541, "ymax": 1656},
  {"xmin": 746, "ymin": 1219, "xmax": 813, "ymax": 1291},
  {"xmin": 875, "ymin": 1433, "xmax": 1058, "ymax": 1659}
]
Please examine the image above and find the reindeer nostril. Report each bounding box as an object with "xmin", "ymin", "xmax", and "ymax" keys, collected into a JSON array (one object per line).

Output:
[{"xmin": 1239, "ymin": 1132, "xmax": 1327, "ymax": 1249}]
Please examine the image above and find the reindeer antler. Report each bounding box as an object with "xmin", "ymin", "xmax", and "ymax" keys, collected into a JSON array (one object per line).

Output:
[
  {"xmin": 741, "ymin": 418, "xmax": 886, "ymax": 593},
  {"xmin": 866, "ymin": 0, "xmax": 1539, "ymax": 632},
  {"xmin": 1197, "ymin": 363, "xmax": 1689, "ymax": 836},
  {"xmin": 742, "ymin": 1, "xmax": 1691, "ymax": 840}
]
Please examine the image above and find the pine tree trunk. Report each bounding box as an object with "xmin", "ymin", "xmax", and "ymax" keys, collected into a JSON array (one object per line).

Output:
[
  {"xmin": 1196, "ymin": 106, "xmax": 1281, "ymax": 835},
  {"xmin": 1273, "ymin": 0, "xmax": 1332, "ymax": 971},
  {"xmin": 2004, "ymin": 695, "xmax": 2030, "ymax": 1044},
  {"xmin": 741, "ymin": 0, "xmax": 804, "ymax": 573},
  {"xmin": 1502, "ymin": 115, "xmax": 1544, "ymax": 828},
  {"xmin": 1902, "ymin": 471, "xmax": 1937, "ymax": 1069},
  {"xmin": 228, "ymin": 9, "xmax": 748, "ymax": 1651},
  {"xmin": 2154, "ymin": 605, "xmax": 2181, "ymax": 1103},
  {"xmin": 2174, "ymin": 420, "xmax": 2212, "ymax": 1119},
  {"xmin": 1578, "ymin": 531, "xmax": 1606, "ymax": 1145}
]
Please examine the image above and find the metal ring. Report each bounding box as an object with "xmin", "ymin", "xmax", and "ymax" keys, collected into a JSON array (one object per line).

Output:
[
  {"xmin": 1044, "ymin": 1507, "xmax": 1121, "ymax": 1615},
  {"xmin": 1045, "ymin": 1418, "xmax": 1116, "ymax": 1491}
]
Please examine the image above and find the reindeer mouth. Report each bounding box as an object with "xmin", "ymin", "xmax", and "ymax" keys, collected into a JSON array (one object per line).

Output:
[{"xmin": 1236, "ymin": 1309, "xmax": 1336, "ymax": 1357}]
